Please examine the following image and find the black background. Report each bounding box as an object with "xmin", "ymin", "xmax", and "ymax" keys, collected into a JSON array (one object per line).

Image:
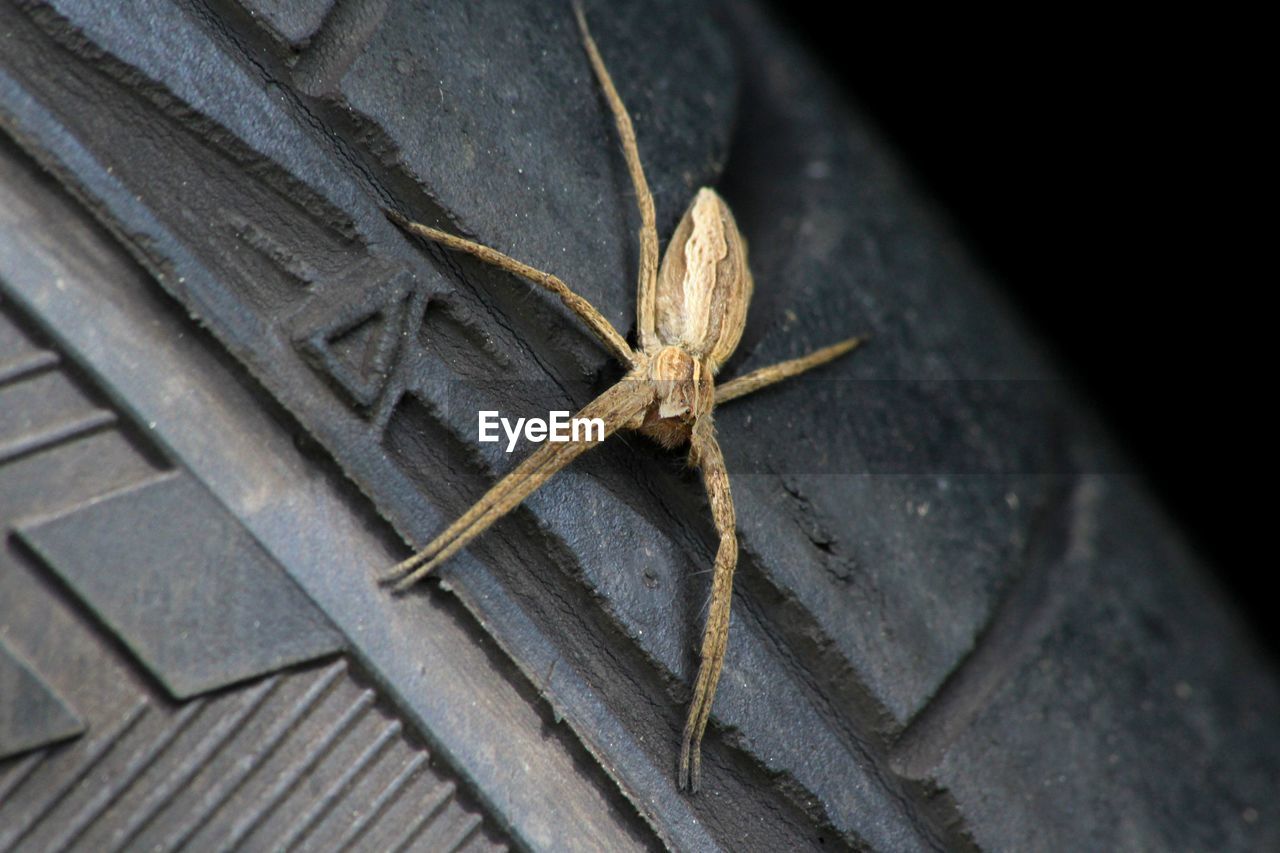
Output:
[{"xmin": 762, "ymin": 6, "xmax": 1271, "ymax": 653}]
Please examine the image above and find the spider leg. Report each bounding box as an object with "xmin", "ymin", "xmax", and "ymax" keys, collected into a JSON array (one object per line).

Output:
[
  {"xmin": 679, "ymin": 419, "xmax": 737, "ymax": 792},
  {"xmin": 714, "ymin": 337, "xmax": 865, "ymax": 405},
  {"xmin": 573, "ymin": 3, "xmax": 660, "ymax": 351},
  {"xmin": 387, "ymin": 211, "xmax": 636, "ymax": 367},
  {"xmin": 383, "ymin": 377, "xmax": 653, "ymax": 591}
]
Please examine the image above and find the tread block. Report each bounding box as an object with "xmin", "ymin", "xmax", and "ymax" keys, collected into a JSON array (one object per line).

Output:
[
  {"xmin": 928, "ymin": 482, "xmax": 1280, "ymax": 850},
  {"xmin": 0, "ymin": 638, "xmax": 84, "ymax": 759},
  {"xmin": 234, "ymin": 0, "xmax": 335, "ymax": 49},
  {"xmin": 17, "ymin": 473, "xmax": 345, "ymax": 699}
]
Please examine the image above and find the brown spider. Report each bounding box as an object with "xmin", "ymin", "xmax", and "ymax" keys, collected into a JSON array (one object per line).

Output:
[{"xmin": 383, "ymin": 4, "xmax": 863, "ymax": 793}]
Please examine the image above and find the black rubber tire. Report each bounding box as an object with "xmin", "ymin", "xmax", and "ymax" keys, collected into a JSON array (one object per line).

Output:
[{"xmin": 1, "ymin": 1, "xmax": 1277, "ymax": 851}]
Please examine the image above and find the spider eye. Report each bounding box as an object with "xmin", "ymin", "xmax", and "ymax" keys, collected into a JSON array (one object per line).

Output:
[{"xmin": 658, "ymin": 397, "xmax": 691, "ymax": 419}]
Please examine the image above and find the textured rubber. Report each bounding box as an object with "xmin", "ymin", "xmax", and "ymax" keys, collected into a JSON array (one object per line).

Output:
[{"xmin": 1, "ymin": 1, "xmax": 1277, "ymax": 851}]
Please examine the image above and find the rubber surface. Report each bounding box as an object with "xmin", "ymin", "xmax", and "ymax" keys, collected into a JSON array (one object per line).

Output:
[{"xmin": 1, "ymin": 1, "xmax": 1277, "ymax": 850}]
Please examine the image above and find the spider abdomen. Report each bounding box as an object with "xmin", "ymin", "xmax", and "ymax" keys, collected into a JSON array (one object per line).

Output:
[{"xmin": 654, "ymin": 188, "xmax": 754, "ymax": 373}]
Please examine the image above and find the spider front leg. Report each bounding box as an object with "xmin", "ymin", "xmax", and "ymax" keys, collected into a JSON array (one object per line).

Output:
[
  {"xmin": 573, "ymin": 2, "xmax": 660, "ymax": 351},
  {"xmin": 680, "ymin": 419, "xmax": 738, "ymax": 792},
  {"xmin": 383, "ymin": 375, "xmax": 654, "ymax": 591},
  {"xmin": 386, "ymin": 211, "xmax": 636, "ymax": 367}
]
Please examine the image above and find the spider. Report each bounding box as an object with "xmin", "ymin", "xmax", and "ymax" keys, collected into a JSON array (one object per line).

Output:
[{"xmin": 383, "ymin": 4, "xmax": 863, "ymax": 793}]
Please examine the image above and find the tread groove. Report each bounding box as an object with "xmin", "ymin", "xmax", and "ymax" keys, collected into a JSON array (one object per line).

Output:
[
  {"xmin": 159, "ymin": 661, "xmax": 347, "ymax": 851},
  {"xmin": 0, "ymin": 348, "xmax": 58, "ymax": 386},
  {"xmin": 0, "ymin": 408, "xmax": 116, "ymax": 464},
  {"xmin": 273, "ymin": 717, "xmax": 402, "ymax": 851},
  {"xmin": 0, "ymin": 750, "xmax": 46, "ymax": 807},
  {"xmin": 891, "ymin": 478, "xmax": 1099, "ymax": 778},
  {"xmin": 46, "ymin": 697, "xmax": 208, "ymax": 851},
  {"xmin": 383, "ymin": 779, "xmax": 456, "ymax": 853},
  {"xmin": 104, "ymin": 674, "xmax": 283, "ymax": 853},
  {"xmin": 328, "ymin": 752, "xmax": 428, "ymax": 853},
  {"xmin": 0, "ymin": 698, "xmax": 148, "ymax": 852},
  {"xmin": 215, "ymin": 685, "xmax": 376, "ymax": 851},
  {"xmin": 438, "ymin": 813, "xmax": 483, "ymax": 853}
]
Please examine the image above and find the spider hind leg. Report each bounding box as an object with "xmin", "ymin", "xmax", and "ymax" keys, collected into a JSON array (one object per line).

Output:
[{"xmin": 679, "ymin": 422, "xmax": 737, "ymax": 792}]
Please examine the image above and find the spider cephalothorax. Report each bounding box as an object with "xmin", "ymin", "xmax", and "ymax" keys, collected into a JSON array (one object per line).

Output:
[{"xmin": 383, "ymin": 5, "xmax": 863, "ymax": 793}]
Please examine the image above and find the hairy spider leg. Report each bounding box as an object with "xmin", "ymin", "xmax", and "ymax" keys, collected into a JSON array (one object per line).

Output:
[
  {"xmin": 573, "ymin": 2, "xmax": 660, "ymax": 351},
  {"xmin": 680, "ymin": 419, "xmax": 736, "ymax": 792},
  {"xmin": 386, "ymin": 211, "xmax": 635, "ymax": 367}
]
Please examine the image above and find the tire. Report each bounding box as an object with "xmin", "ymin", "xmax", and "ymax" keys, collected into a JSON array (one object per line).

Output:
[{"xmin": 1, "ymin": 1, "xmax": 1276, "ymax": 850}]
